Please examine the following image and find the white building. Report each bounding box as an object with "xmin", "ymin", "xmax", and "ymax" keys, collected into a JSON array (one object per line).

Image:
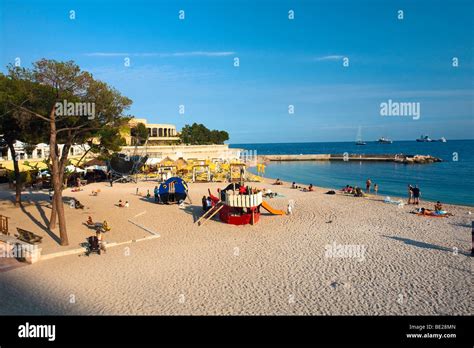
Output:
[{"xmin": 0, "ymin": 140, "xmax": 90, "ymax": 161}]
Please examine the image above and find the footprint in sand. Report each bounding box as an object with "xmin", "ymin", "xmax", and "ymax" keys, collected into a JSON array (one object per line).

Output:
[{"xmin": 330, "ymin": 281, "xmax": 351, "ymax": 289}]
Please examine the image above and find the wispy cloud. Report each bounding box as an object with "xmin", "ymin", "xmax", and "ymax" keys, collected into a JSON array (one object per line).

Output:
[
  {"xmin": 85, "ymin": 51, "xmax": 235, "ymax": 57},
  {"xmin": 313, "ymin": 55, "xmax": 344, "ymax": 61}
]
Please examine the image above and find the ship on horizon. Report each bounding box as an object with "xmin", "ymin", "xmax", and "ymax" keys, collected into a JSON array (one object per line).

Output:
[
  {"xmin": 416, "ymin": 135, "xmax": 433, "ymax": 142},
  {"xmin": 416, "ymin": 135, "xmax": 447, "ymax": 142},
  {"xmin": 377, "ymin": 137, "xmax": 393, "ymax": 144}
]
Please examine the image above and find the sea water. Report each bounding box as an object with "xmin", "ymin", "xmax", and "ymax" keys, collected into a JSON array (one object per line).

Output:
[{"xmin": 230, "ymin": 140, "xmax": 474, "ymax": 206}]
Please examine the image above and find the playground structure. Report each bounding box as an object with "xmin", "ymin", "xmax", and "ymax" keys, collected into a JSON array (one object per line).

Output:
[
  {"xmin": 229, "ymin": 163, "xmax": 246, "ymax": 183},
  {"xmin": 197, "ymin": 183, "xmax": 285, "ymax": 226},
  {"xmin": 158, "ymin": 177, "xmax": 188, "ymax": 204},
  {"xmin": 109, "ymin": 153, "xmax": 148, "ymax": 183}
]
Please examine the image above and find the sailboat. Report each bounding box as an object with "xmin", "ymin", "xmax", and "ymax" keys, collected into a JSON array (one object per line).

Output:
[{"xmin": 355, "ymin": 126, "xmax": 366, "ymax": 145}]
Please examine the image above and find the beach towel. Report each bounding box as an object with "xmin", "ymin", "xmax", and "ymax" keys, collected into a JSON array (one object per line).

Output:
[
  {"xmin": 416, "ymin": 212, "xmax": 449, "ymax": 218},
  {"xmin": 384, "ymin": 197, "xmax": 404, "ymax": 206}
]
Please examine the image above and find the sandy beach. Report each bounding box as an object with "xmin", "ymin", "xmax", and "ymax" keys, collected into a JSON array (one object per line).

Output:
[{"xmin": 0, "ymin": 179, "xmax": 471, "ymax": 315}]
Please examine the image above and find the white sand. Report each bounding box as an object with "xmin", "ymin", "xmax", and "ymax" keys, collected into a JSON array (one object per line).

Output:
[{"xmin": 0, "ymin": 180, "xmax": 471, "ymax": 315}]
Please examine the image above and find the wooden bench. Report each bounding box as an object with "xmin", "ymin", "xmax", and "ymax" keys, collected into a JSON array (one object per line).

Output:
[
  {"xmin": 0, "ymin": 215, "xmax": 9, "ymax": 235},
  {"xmin": 15, "ymin": 228, "xmax": 43, "ymax": 245}
]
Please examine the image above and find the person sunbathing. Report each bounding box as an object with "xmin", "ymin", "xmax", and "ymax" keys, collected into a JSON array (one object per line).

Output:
[
  {"xmin": 353, "ymin": 187, "xmax": 364, "ymax": 197},
  {"xmin": 415, "ymin": 207, "xmax": 453, "ymax": 217},
  {"xmin": 86, "ymin": 216, "xmax": 94, "ymax": 226},
  {"xmin": 273, "ymin": 178, "xmax": 283, "ymax": 185},
  {"xmin": 434, "ymin": 201, "xmax": 443, "ymax": 212},
  {"xmin": 118, "ymin": 200, "xmax": 125, "ymax": 207},
  {"xmin": 75, "ymin": 200, "xmax": 84, "ymax": 209},
  {"xmin": 102, "ymin": 220, "xmax": 111, "ymax": 232},
  {"xmin": 264, "ymin": 191, "xmax": 277, "ymax": 198},
  {"xmin": 303, "ymin": 184, "xmax": 314, "ymax": 192}
]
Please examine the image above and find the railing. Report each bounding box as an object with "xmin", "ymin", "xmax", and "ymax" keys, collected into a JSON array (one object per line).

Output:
[{"xmin": 225, "ymin": 192, "xmax": 262, "ymax": 208}]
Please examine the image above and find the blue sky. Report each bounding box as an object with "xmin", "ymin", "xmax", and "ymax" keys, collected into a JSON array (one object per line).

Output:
[{"xmin": 1, "ymin": 0, "xmax": 473, "ymax": 143}]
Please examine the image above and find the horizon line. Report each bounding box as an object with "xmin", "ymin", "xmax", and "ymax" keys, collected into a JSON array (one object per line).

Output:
[{"xmin": 228, "ymin": 138, "xmax": 474, "ymax": 145}]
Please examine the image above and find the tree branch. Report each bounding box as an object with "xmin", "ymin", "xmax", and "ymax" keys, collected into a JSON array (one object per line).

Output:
[
  {"xmin": 7, "ymin": 101, "xmax": 50, "ymax": 122},
  {"xmin": 56, "ymin": 125, "xmax": 87, "ymax": 134}
]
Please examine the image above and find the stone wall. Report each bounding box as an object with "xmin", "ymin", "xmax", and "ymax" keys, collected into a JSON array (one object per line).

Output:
[{"xmin": 121, "ymin": 144, "xmax": 242, "ymax": 161}]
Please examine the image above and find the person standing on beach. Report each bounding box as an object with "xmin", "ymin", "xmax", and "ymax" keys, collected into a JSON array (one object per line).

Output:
[
  {"xmin": 154, "ymin": 186, "xmax": 159, "ymax": 202},
  {"xmin": 366, "ymin": 178, "xmax": 372, "ymax": 193},
  {"xmin": 374, "ymin": 183, "xmax": 378, "ymax": 195},
  {"xmin": 408, "ymin": 185, "xmax": 413, "ymax": 204},
  {"xmin": 412, "ymin": 185, "xmax": 421, "ymax": 205},
  {"xmin": 96, "ymin": 229, "xmax": 106, "ymax": 254}
]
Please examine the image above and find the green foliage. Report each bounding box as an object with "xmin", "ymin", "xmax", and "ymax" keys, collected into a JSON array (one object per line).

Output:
[
  {"xmin": 130, "ymin": 122, "xmax": 149, "ymax": 145},
  {"xmin": 7, "ymin": 59, "xmax": 133, "ymax": 146},
  {"xmin": 0, "ymin": 72, "xmax": 49, "ymax": 146},
  {"xmin": 7, "ymin": 170, "xmax": 32, "ymax": 184},
  {"xmin": 180, "ymin": 123, "xmax": 229, "ymax": 145}
]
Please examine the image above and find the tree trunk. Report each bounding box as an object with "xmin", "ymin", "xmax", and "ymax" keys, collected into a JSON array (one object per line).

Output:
[
  {"xmin": 7, "ymin": 142, "xmax": 22, "ymax": 206},
  {"xmin": 49, "ymin": 107, "xmax": 68, "ymax": 246},
  {"xmin": 49, "ymin": 198, "xmax": 57, "ymax": 229},
  {"xmin": 49, "ymin": 142, "xmax": 70, "ymax": 230}
]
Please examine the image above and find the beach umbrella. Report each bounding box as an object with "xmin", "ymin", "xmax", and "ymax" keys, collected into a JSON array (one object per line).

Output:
[
  {"xmin": 145, "ymin": 158, "xmax": 161, "ymax": 165},
  {"xmin": 159, "ymin": 156, "xmax": 174, "ymax": 166},
  {"xmin": 85, "ymin": 165, "xmax": 108, "ymax": 172},
  {"xmin": 38, "ymin": 170, "xmax": 51, "ymax": 177},
  {"xmin": 83, "ymin": 158, "xmax": 106, "ymax": 167},
  {"xmin": 174, "ymin": 157, "xmax": 188, "ymax": 169},
  {"xmin": 66, "ymin": 165, "xmax": 86, "ymax": 173}
]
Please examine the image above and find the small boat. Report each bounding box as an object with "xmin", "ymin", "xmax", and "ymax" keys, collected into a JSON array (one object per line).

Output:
[
  {"xmin": 355, "ymin": 126, "xmax": 366, "ymax": 145},
  {"xmin": 416, "ymin": 135, "xmax": 433, "ymax": 142},
  {"xmin": 378, "ymin": 137, "xmax": 393, "ymax": 144},
  {"xmin": 438, "ymin": 137, "xmax": 447, "ymax": 143}
]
